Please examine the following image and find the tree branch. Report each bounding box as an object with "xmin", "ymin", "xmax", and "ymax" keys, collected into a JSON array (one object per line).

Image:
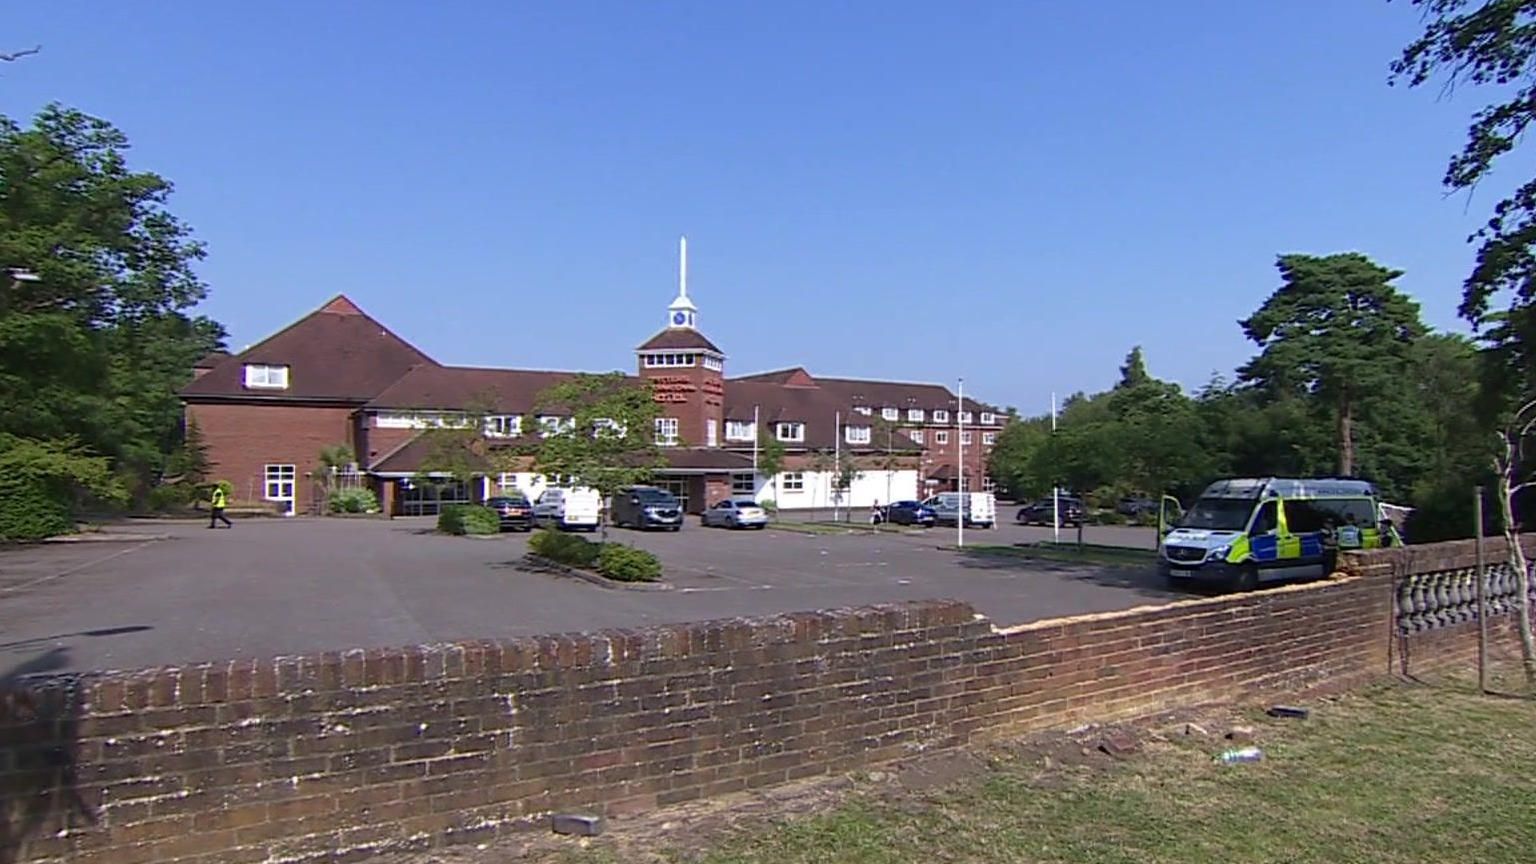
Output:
[{"xmin": 0, "ymin": 45, "xmax": 40, "ymax": 63}]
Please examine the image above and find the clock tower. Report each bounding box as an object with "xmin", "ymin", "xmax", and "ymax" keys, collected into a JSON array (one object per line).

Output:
[{"xmin": 636, "ymin": 236, "xmax": 726, "ymax": 449}]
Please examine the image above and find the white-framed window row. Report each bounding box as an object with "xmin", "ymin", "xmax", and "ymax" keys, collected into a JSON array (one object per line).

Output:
[
  {"xmin": 731, "ymin": 473, "xmax": 756, "ymax": 495},
  {"xmin": 484, "ymin": 415, "xmax": 522, "ymax": 438},
  {"xmin": 654, "ymin": 417, "xmax": 680, "ymax": 446},
  {"xmin": 983, "ymin": 431, "xmax": 997, "ymax": 445},
  {"xmin": 853, "ymin": 405, "xmax": 873, "ymax": 416},
  {"xmin": 845, "ymin": 425, "xmax": 872, "ymax": 445},
  {"xmin": 263, "ymin": 464, "xmax": 296, "ymax": 504},
  {"xmin": 980, "ymin": 412, "xmax": 996, "ymax": 425},
  {"xmin": 703, "ymin": 355, "xmax": 723, "ymax": 371},
  {"xmin": 961, "ymin": 431, "xmax": 973, "ymax": 446},
  {"xmin": 908, "ymin": 408, "xmax": 924, "ymax": 422},
  {"xmin": 376, "ymin": 411, "xmax": 472, "ymax": 429},
  {"xmin": 643, "ymin": 352, "xmax": 698, "ymax": 368},
  {"xmin": 781, "ymin": 472, "xmax": 805, "ymax": 492},
  {"xmin": 959, "ymin": 411, "xmax": 973, "ymax": 425},
  {"xmin": 776, "ymin": 422, "xmax": 805, "ymax": 442},
  {"xmin": 243, "ymin": 364, "xmax": 289, "ymax": 390},
  {"xmin": 496, "ymin": 473, "xmax": 520, "ymax": 492},
  {"xmin": 725, "ymin": 420, "xmax": 756, "ymax": 441},
  {"xmin": 881, "ymin": 407, "xmax": 899, "ymax": 421},
  {"xmin": 935, "ymin": 430, "xmax": 949, "ymax": 444},
  {"xmin": 537, "ymin": 415, "xmax": 573, "ymax": 437},
  {"xmin": 908, "ymin": 429, "xmax": 924, "ymax": 445},
  {"xmin": 933, "ymin": 409, "xmax": 950, "ymax": 424},
  {"xmin": 983, "ymin": 476, "xmax": 998, "ymax": 493}
]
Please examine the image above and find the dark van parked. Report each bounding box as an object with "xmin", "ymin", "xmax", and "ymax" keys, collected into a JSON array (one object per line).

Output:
[{"xmin": 611, "ymin": 486, "xmax": 684, "ymax": 531}]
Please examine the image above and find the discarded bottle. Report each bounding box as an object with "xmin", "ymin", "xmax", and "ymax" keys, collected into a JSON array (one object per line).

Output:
[{"xmin": 1216, "ymin": 746, "xmax": 1264, "ymax": 764}]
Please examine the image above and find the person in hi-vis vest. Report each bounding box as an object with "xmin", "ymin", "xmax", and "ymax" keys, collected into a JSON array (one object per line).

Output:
[{"xmin": 208, "ymin": 485, "xmax": 232, "ymax": 529}]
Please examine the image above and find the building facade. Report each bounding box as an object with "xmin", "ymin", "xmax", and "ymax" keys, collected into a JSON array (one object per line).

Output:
[{"xmin": 181, "ymin": 256, "xmax": 1005, "ymax": 516}]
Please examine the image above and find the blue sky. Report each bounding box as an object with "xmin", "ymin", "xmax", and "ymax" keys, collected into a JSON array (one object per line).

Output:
[{"xmin": 0, "ymin": 2, "xmax": 1512, "ymax": 413}]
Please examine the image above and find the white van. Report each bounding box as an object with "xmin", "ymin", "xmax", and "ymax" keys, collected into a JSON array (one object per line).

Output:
[
  {"xmin": 923, "ymin": 492, "xmax": 997, "ymax": 528},
  {"xmin": 532, "ymin": 487, "xmax": 602, "ymax": 532}
]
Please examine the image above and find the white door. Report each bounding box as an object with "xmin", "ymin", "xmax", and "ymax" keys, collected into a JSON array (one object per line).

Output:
[{"xmin": 264, "ymin": 464, "xmax": 296, "ymax": 513}]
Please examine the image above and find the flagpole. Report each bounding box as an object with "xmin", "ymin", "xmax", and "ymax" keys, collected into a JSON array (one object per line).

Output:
[
  {"xmin": 752, "ymin": 405, "xmax": 760, "ymax": 500},
  {"xmin": 1051, "ymin": 391, "xmax": 1059, "ymax": 544},
  {"xmin": 834, "ymin": 410, "xmax": 842, "ymax": 523},
  {"xmin": 957, "ymin": 378, "xmax": 965, "ymax": 549}
]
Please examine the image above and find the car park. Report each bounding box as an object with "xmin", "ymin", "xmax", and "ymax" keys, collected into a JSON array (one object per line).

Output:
[
  {"xmin": 532, "ymin": 487, "xmax": 602, "ymax": 532},
  {"xmin": 1017, "ymin": 496, "xmax": 1084, "ymax": 527},
  {"xmin": 485, "ymin": 494, "xmax": 533, "ymax": 532},
  {"xmin": 874, "ymin": 500, "xmax": 936, "ymax": 527},
  {"xmin": 611, "ymin": 486, "xmax": 684, "ymax": 531},
  {"xmin": 924, "ymin": 492, "xmax": 997, "ymax": 528},
  {"xmin": 701, "ymin": 499, "xmax": 769, "ymax": 529}
]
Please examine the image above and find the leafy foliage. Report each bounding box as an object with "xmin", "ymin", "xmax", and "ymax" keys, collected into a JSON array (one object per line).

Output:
[
  {"xmin": 328, "ymin": 487, "xmax": 379, "ymax": 514},
  {"xmin": 528, "ymin": 529, "xmax": 601, "ymax": 568},
  {"xmin": 0, "ymin": 434, "xmax": 126, "ymax": 541},
  {"xmin": 532, "ymin": 373, "xmax": 664, "ymax": 533},
  {"xmin": 437, "ymin": 504, "xmax": 498, "ymax": 536},
  {"xmin": 597, "ymin": 543, "xmax": 663, "ymax": 582}
]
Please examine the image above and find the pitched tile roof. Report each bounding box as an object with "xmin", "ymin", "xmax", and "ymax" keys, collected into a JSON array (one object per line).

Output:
[
  {"xmin": 367, "ymin": 365, "xmax": 601, "ymax": 413},
  {"xmin": 636, "ymin": 328, "xmax": 724, "ymax": 354},
  {"xmin": 731, "ymin": 369, "xmax": 1000, "ymax": 415},
  {"xmin": 181, "ymin": 295, "xmax": 435, "ymax": 402},
  {"xmin": 371, "ymin": 434, "xmax": 753, "ymax": 475},
  {"xmin": 194, "ymin": 350, "xmax": 231, "ymax": 370}
]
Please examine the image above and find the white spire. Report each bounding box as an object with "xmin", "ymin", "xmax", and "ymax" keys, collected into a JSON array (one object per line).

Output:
[
  {"xmin": 679, "ymin": 235, "xmax": 688, "ymax": 300},
  {"xmin": 668, "ymin": 234, "xmax": 697, "ymax": 328}
]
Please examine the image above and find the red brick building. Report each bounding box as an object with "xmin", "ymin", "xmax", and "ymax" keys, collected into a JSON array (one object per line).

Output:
[{"xmin": 181, "ymin": 254, "xmax": 1004, "ymax": 516}]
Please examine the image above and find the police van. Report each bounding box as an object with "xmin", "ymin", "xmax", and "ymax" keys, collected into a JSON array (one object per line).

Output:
[{"xmin": 1159, "ymin": 478, "xmax": 1399, "ymax": 591}]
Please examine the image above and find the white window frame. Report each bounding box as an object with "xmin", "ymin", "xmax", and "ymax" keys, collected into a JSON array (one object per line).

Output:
[
  {"xmin": 593, "ymin": 418, "xmax": 626, "ymax": 438},
  {"xmin": 845, "ymin": 425, "xmax": 872, "ymax": 445},
  {"xmin": 935, "ymin": 430, "xmax": 949, "ymax": 444},
  {"xmin": 881, "ymin": 407, "xmax": 899, "ymax": 421},
  {"xmin": 537, "ymin": 415, "xmax": 572, "ymax": 437},
  {"xmin": 706, "ymin": 418, "xmax": 718, "ymax": 447},
  {"xmin": 781, "ymin": 472, "xmax": 804, "ymax": 492},
  {"xmin": 983, "ymin": 431, "xmax": 997, "ymax": 446},
  {"xmin": 263, "ymin": 464, "xmax": 296, "ymax": 502},
  {"xmin": 731, "ymin": 473, "xmax": 756, "ymax": 495},
  {"xmin": 484, "ymin": 415, "xmax": 522, "ymax": 438},
  {"xmin": 908, "ymin": 408, "xmax": 924, "ymax": 422},
  {"xmin": 854, "ymin": 406, "xmax": 873, "ymax": 416},
  {"xmin": 776, "ymin": 422, "xmax": 805, "ymax": 442},
  {"xmin": 909, "ymin": 429, "xmax": 924, "ymax": 445},
  {"xmin": 725, "ymin": 420, "xmax": 756, "ymax": 441},
  {"xmin": 703, "ymin": 355, "xmax": 723, "ymax": 371},
  {"xmin": 959, "ymin": 411, "xmax": 974, "ymax": 425},
  {"xmin": 961, "ymin": 431, "xmax": 973, "ymax": 446},
  {"xmin": 933, "ymin": 409, "xmax": 950, "ymax": 424},
  {"xmin": 980, "ymin": 412, "xmax": 996, "ymax": 425},
  {"xmin": 654, "ymin": 417, "xmax": 679, "ymax": 446},
  {"xmin": 243, "ymin": 364, "xmax": 289, "ymax": 390}
]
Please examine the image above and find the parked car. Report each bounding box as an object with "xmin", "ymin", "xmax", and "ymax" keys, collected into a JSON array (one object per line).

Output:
[
  {"xmin": 923, "ymin": 492, "xmax": 997, "ymax": 528},
  {"xmin": 874, "ymin": 500, "xmax": 936, "ymax": 527},
  {"xmin": 532, "ymin": 487, "xmax": 602, "ymax": 532},
  {"xmin": 611, "ymin": 486, "xmax": 683, "ymax": 531},
  {"xmin": 485, "ymin": 494, "xmax": 533, "ymax": 532},
  {"xmin": 1017, "ymin": 496, "xmax": 1084, "ymax": 527},
  {"xmin": 1116, "ymin": 496, "xmax": 1158, "ymax": 518},
  {"xmin": 701, "ymin": 498, "xmax": 769, "ymax": 529}
]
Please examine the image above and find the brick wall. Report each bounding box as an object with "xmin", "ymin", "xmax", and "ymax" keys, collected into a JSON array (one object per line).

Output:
[
  {"xmin": 186, "ymin": 402, "xmax": 358, "ymax": 515},
  {"xmin": 3, "ymin": 565, "xmax": 1410, "ymax": 864}
]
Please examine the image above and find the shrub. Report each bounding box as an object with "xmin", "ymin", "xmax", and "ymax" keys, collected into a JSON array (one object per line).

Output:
[
  {"xmin": 0, "ymin": 435, "xmax": 125, "ymax": 542},
  {"xmin": 528, "ymin": 529, "xmax": 601, "ymax": 568},
  {"xmin": 461, "ymin": 505, "xmax": 499, "ymax": 535},
  {"xmin": 759, "ymin": 498, "xmax": 778, "ymax": 516},
  {"xmin": 437, "ymin": 505, "xmax": 466, "ymax": 535},
  {"xmin": 328, "ymin": 487, "xmax": 380, "ymax": 514},
  {"xmin": 146, "ymin": 484, "xmax": 195, "ymax": 512},
  {"xmin": 597, "ymin": 543, "xmax": 662, "ymax": 582},
  {"xmin": 0, "ymin": 476, "xmax": 72, "ymax": 542}
]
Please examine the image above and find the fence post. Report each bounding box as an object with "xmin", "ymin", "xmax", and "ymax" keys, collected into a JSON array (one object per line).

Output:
[{"xmin": 1476, "ymin": 486, "xmax": 1488, "ymax": 695}]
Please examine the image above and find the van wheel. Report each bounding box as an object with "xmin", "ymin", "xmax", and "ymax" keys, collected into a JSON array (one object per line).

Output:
[{"xmin": 1231, "ymin": 565, "xmax": 1259, "ymax": 593}]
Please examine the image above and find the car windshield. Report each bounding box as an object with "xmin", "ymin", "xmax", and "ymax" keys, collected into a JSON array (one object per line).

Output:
[
  {"xmin": 732, "ymin": 500, "xmax": 760, "ymax": 508},
  {"xmin": 488, "ymin": 496, "xmax": 527, "ymax": 506},
  {"xmin": 1177, "ymin": 497, "xmax": 1254, "ymax": 531},
  {"xmin": 633, "ymin": 489, "xmax": 676, "ymax": 504}
]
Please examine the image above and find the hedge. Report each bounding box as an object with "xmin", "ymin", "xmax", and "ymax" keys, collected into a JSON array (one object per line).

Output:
[
  {"xmin": 328, "ymin": 487, "xmax": 380, "ymax": 514},
  {"xmin": 528, "ymin": 529, "xmax": 661, "ymax": 582},
  {"xmin": 437, "ymin": 504, "xmax": 499, "ymax": 536}
]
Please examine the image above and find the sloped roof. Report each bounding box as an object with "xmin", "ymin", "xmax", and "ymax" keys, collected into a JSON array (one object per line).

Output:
[
  {"xmin": 181, "ymin": 295, "xmax": 435, "ymax": 402},
  {"xmin": 721, "ymin": 380, "xmax": 923, "ymax": 452},
  {"xmin": 729, "ymin": 369, "xmax": 999, "ymax": 415},
  {"xmin": 371, "ymin": 435, "xmax": 752, "ymax": 475},
  {"xmin": 194, "ymin": 350, "xmax": 231, "ymax": 370},
  {"xmin": 367, "ymin": 365, "xmax": 610, "ymax": 413},
  {"xmin": 636, "ymin": 328, "xmax": 724, "ymax": 354}
]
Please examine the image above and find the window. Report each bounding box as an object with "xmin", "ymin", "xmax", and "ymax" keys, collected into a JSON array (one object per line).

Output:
[
  {"xmin": 776, "ymin": 422, "xmax": 804, "ymax": 442},
  {"xmin": 845, "ymin": 425, "xmax": 872, "ymax": 444},
  {"xmin": 983, "ymin": 431, "xmax": 997, "ymax": 446},
  {"xmin": 243, "ymin": 364, "xmax": 289, "ymax": 390},
  {"xmin": 881, "ymin": 407, "xmax": 899, "ymax": 421},
  {"xmin": 497, "ymin": 473, "xmax": 519, "ymax": 491},
  {"xmin": 1251, "ymin": 500, "xmax": 1278, "ymax": 535},
  {"xmin": 781, "ymin": 472, "xmax": 804, "ymax": 492},
  {"xmin": 854, "ymin": 405, "xmax": 872, "ymax": 416},
  {"xmin": 959, "ymin": 411, "xmax": 973, "ymax": 425},
  {"xmin": 908, "ymin": 429, "xmax": 924, "ymax": 445},
  {"xmin": 643, "ymin": 352, "xmax": 698, "ymax": 368},
  {"xmin": 537, "ymin": 416, "xmax": 571, "ymax": 437},
  {"xmin": 725, "ymin": 420, "xmax": 756, "ymax": 441},
  {"xmin": 263, "ymin": 464, "xmax": 296, "ymax": 501},
  {"xmin": 654, "ymin": 417, "xmax": 679, "ymax": 446},
  {"xmin": 935, "ymin": 430, "xmax": 949, "ymax": 444},
  {"xmin": 484, "ymin": 415, "xmax": 522, "ymax": 438},
  {"xmin": 706, "ymin": 419, "xmax": 718, "ymax": 447},
  {"xmin": 980, "ymin": 412, "xmax": 996, "ymax": 425},
  {"xmin": 593, "ymin": 418, "xmax": 626, "ymax": 438},
  {"xmin": 732, "ymin": 473, "xmax": 756, "ymax": 495},
  {"xmin": 1308, "ymin": 498, "xmax": 1378, "ymax": 528},
  {"xmin": 960, "ymin": 431, "xmax": 973, "ymax": 446},
  {"xmin": 908, "ymin": 408, "xmax": 924, "ymax": 422},
  {"xmin": 703, "ymin": 356, "xmax": 723, "ymax": 371},
  {"xmin": 982, "ymin": 476, "xmax": 998, "ymax": 493},
  {"xmin": 933, "ymin": 409, "xmax": 949, "ymax": 424}
]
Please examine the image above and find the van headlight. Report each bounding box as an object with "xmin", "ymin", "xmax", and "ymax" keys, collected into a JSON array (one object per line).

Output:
[{"xmin": 1208, "ymin": 545, "xmax": 1231, "ymax": 562}]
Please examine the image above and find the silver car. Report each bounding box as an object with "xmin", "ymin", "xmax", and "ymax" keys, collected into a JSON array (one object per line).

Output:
[{"xmin": 701, "ymin": 499, "xmax": 769, "ymax": 529}]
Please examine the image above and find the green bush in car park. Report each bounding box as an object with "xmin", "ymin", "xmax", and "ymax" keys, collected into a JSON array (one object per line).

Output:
[
  {"xmin": 528, "ymin": 529, "xmax": 601, "ymax": 568},
  {"xmin": 597, "ymin": 543, "xmax": 663, "ymax": 582},
  {"xmin": 437, "ymin": 506, "xmax": 465, "ymax": 535},
  {"xmin": 459, "ymin": 505, "xmax": 499, "ymax": 535}
]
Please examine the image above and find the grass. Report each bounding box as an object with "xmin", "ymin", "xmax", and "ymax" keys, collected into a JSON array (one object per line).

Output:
[
  {"xmin": 553, "ymin": 672, "xmax": 1536, "ymax": 863},
  {"xmin": 962, "ymin": 541, "xmax": 1156, "ymax": 567}
]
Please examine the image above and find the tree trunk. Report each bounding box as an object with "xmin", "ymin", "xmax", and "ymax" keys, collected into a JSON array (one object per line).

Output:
[
  {"xmin": 1337, "ymin": 397, "xmax": 1355, "ymax": 476},
  {"xmin": 1498, "ymin": 470, "xmax": 1536, "ymax": 685}
]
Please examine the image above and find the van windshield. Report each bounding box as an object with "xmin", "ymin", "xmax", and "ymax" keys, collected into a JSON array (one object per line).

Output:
[
  {"xmin": 633, "ymin": 489, "xmax": 676, "ymax": 504},
  {"xmin": 1178, "ymin": 497, "xmax": 1254, "ymax": 532}
]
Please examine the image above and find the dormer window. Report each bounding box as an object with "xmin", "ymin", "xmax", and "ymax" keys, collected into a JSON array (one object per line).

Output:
[
  {"xmin": 243, "ymin": 364, "xmax": 289, "ymax": 390},
  {"xmin": 776, "ymin": 422, "xmax": 805, "ymax": 442},
  {"xmin": 845, "ymin": 425, "xmax": 872, "ymax": 445},
  {"xmin": 908, "ymin": 408, "xmax": 924, "ymax": 422},
  {"xmin": 933, "ymin": 409, "xmax": 950, "ymax": 424},
  {"xmin": 854, "ymin": 406, "xmax": 873, "ymax": 416},
  {"xmin": 881, "ymin": 408, "xmax": 899, "ymax": 421},
  {"xmin": 484, "ymin": 415, "xmax": 522, "ymax": 438}
]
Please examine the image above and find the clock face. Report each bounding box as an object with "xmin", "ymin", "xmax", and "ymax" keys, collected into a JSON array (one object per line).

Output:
[{"xmin": 673, "ymin": 311, "xmax": 687, "ymax": 325}]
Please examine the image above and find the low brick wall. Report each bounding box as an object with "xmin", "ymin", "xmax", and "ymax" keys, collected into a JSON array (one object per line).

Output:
[{"xmin": 3, "ymin": 568, "xmax": 1402, "ymax": 864}]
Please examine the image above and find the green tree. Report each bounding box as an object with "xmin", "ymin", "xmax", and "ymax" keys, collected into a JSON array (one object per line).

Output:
[
  {"xmin": 0, "ymin": 105, "xmax": 225, "ymax": 508},
  {"xmin": 1237, "ymin": 253, "xmax": 1426, "ymax": 476},
  {"xmin": 531, "ymin": 373, "xmax": 664, "ymax": 536},
  {"xmin": 0, "ymin": 434, "xmax": 126, "ymax": 541},
  {"xmin": 1117, "ymin": 346, "xmax": 1151, "ymax": 389},
  {"xmin": 755, "ymin": 425, "xmax": 786, "ymax": 513}
]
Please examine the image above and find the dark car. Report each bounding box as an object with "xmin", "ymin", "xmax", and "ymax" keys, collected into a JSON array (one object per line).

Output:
[
  {"xmin": 875, "ymin": 500, "xmax": 936, "ymax": 527},
  {"xmin": 1017, "ymin": 496, "xmax": 1084, "ymax": 527},
  {"xmin": 1117, "ymin": 496, "xmax": 1158, "ymax": 518},
  {"xmin": 611, "ymin": 486, "xmax": 684, "ymax": 531},
  {"xmin": 486, "ymin": 494, "xmax": 533, "ymax": 532}
]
